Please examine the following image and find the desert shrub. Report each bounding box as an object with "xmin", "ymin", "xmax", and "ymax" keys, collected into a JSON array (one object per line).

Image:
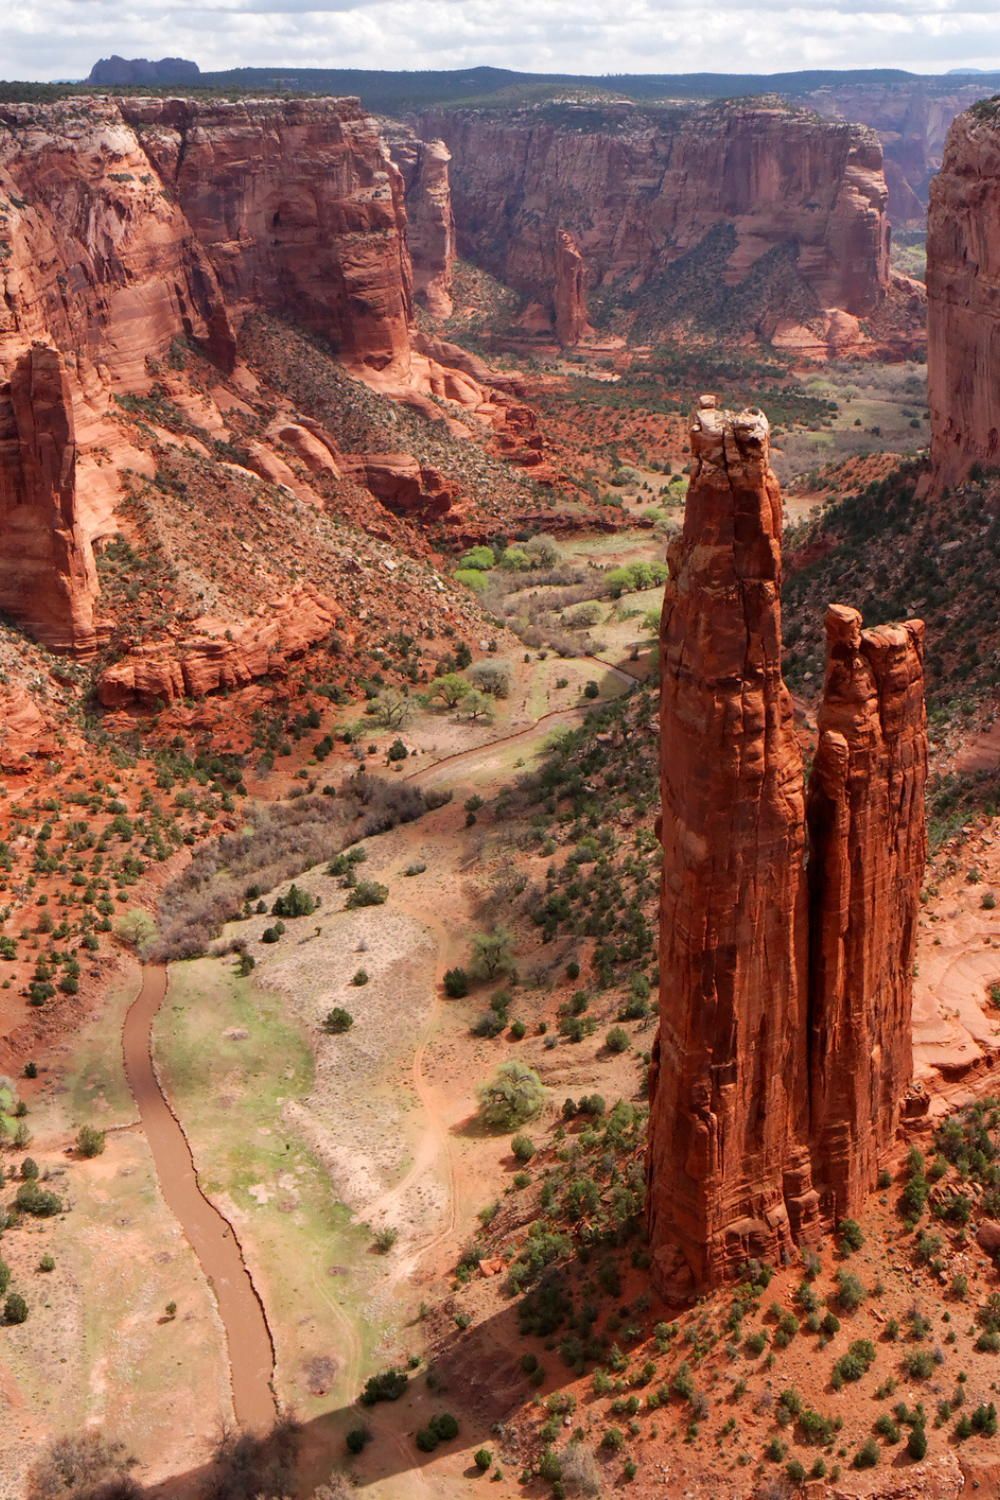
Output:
[
  {"xmin": 5, "ymin": 1291, "xmax": 28, "ymax": 1324},
  {"xmin": 836, "ymin": 1270, "xmax": 866, "ymax": 1311},
  {"xmin": 114, "ymin": 908, "xmax": 157, "ymax": 955},
  {"xmin": 907, "ymin": 1423, "xmax": 927, "ymax": 1459},
  {"xmin": 260, "ymin": 924, "xmax": 285, "ymax": 944},
  {"xmin": 833, "ymin": 1340, "xmax": 876, "ymax": 1384},
  {"xmin": 345, "ymin": 1427, "xmax": 370, "ymax": 1454},
  {"xmin": 605, "ymin": 1026, "xmax": 630, "ymax": 1054},
  {"xmin": 838, "ymin": 1218, "xmax": 865, "ymax": 1253},
  {"xmin": 15, "ymin": 1181, "xmax": 61, "ymax": 1217},
  {"xmin": 559, "ymin": 1441, "xmax": 602, "ymax": 1496},
  {"xmin": 511, "ymin": 1134, "xmax": 535, "ymax": 1162},
  {"xmin": 27, "ymin": 1433, "xmax": 141, "ymax": 1500},
  {"xmin": 853, "ymin": 1437, "xmax": 879, "ymax": 1469},
  {"xmin": 271, "ymin": 883, "xmax": 316, "ymax": 919},
  {"xmin": 322, "ymin": 1008, "xmax": 354, "ymax": 1034},
  {"xmin": 443, "ymin": 967, "xmax": 469, "ymax": 997},
  {"xmin": 477, "ymin": 1062, "xmax": 544, "ymax": 1129},
  {"xmin": 373, "ymin": 1227, "xmax": 398, "ymax": 1253},
  {"xmin": 360, "ymin": 1367, "xmax": 408, "ymax": 1405},
  {"xmin": 474, "ymin": 1448, "xmax": 492, "ymax": 1472},
  {"xmin": 76, "ymin": 1125, "xmax": 106, "ymax": 1158},
  {"xmin": 345, "ymin": 880, "xmax": 388, "ymax": 909}
]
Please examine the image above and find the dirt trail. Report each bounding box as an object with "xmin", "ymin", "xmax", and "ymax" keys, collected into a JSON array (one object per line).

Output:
[{"xmin": 121, "ymin": 964, "xmax": 276, "ymax": 1433}]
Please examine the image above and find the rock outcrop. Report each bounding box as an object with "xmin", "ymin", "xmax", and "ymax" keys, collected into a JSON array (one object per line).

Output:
[
  {"xmin": 553, "ymin": 229, "xmax": 588, "ymax": 347},
  {"xmin": 648, "ymin": 400, "xmax": 927, "ymax": 1295},
  {"xmin": 422, "ymin": 101, "xmax": 891, "ymax": 335},
  {"xmin": 386, "ymin": 128, "xmax": 456, "ymax": 318},
  {"xmin": 927, "ymin": 104, "xmax": 1000, "ymax": 488},
  {"xmin": 807, "ymin": 606, "xmax": 928, "ymax": 1225},
  {"xmin": 87, "ymin": 55, "xmax": 201, "ymax": 86},
  {"xmin": 119, "ymin": 97, "xmax": 415, "ymax": 375},
  {"xmin": 647, "ymin": 399, "xmax": 819, "ymax": 1293},
  {"xmin": 97, "ymin": 585, "xmax": 341, "ymax": 708},
  {"xmin": 0, "ymin": 346, "xmax": 102, "ymax": 653},
  {"xmin": 340, "ymin": 453, "xmax": 459, "ymax": 520}
]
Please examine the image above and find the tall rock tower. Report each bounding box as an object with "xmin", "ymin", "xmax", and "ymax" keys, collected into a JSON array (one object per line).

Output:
[
  {"xmin": 647, "ymin": 399, "xmax": 820, "ymax": 1295},
  {"xmin": 648, "ymin": 399, "xmax": 927, "ymax": 1296}
]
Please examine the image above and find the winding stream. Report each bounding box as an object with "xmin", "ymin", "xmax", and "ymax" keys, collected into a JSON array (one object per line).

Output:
[
  {"xmin": 122, "ymin": 964, "xmax": 277, "ymax": 1432},
  {"xmin": 120, "ymin": 661, "xmax": 638, "ymax": 1433}
]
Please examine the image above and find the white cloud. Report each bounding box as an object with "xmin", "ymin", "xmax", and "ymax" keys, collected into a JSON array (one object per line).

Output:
[{"xmin": 8, "ymin": 0, "xmax": 1000, "ymax": 81}]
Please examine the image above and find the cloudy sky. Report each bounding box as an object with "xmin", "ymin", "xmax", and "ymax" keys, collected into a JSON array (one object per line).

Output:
[{"xmin": 9, "ymin": 0, "xmax": 1000, "ymax": 81}]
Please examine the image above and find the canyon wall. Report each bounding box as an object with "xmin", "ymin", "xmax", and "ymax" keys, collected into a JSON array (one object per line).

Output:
[
  {"xmin": 422, "ymin": 101, "xmax": 892, "ymax": 340},
  {"xmin": 120, "ymin": 96, "xmax": 415, "ymax": 374},
  {"xmin": 384, "ymin": 126, "xmax": 456, "ymax": 318},
  {"xmin": 0, "ymin": 95, "xmax": 463, "ymax": 653},
  {"xmin": 648, "ymin": 400, "xmax": 927, "ymax": 1295},
  {"xmin": 803, "ymin": 79, "xmax": 993, "ymax": 225},
  {"xmin": 926, "ymin": 104, "xmax": 1000, "ymax": 489}
]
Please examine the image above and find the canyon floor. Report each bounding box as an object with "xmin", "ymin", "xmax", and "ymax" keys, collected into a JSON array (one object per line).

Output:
[{"xmin": 1, "ymin": 341, "xmax": 997, "ymax": 1500}]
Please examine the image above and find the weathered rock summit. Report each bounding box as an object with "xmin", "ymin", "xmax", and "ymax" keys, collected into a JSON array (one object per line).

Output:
[
  {"xmin": 648, "ymin": 400, "xmax": 927, "ymax": 1294},
  {"xmin": 927, "ymin": 103, "xmax": 1000, "ymax": 488}
]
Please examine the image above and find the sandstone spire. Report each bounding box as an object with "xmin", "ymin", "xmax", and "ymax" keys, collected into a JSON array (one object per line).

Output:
[
  {"xmin": 648, "ymin": 401, "xmax": 926, "ymax": 1296},
  {"xmin": 807, "ymin": 606, "xmax": 927, "ymax": 1222},
  {"xmin": 647, "ymin": 398, "xmax": 818, "ymax": 1294},
  {"xmin": 553, "ymin": 229, "xmax": 588, "ymax": 347}
]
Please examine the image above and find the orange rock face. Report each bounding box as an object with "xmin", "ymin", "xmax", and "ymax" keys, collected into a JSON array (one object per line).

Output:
[
  {"xmin": 927, "ymin": 106, "xmax": 1000, "ymax": 488},
  {"xmin": 387, "ymin": 129, "xmax": 456, "ymax": 319},
  {"xmin": 648, "ymin": 401, "xmax": 927, "ymax": 1295},
  {"xmin": 807, "ymin": 605, "xmax": 928, "ymax": 1225},
  {"xmin": 0, "ymin": 346, "xmax": 102, "ymax": 653},
  {"xmin": 340, "ymin": 453, "xmax": 460, "ymax": 520},
  {"xmin": 121, "ymin": 96, "xmax": 414, "ymax": 376},
  {"xmin": 97, "ymin": 585, "xmax": 341, "ymax": 708},
  {"xmin": 647, "ymin": 401, "xmax": 817, "ymax": 1293},
  {"xmin": 423, "ymin": 101, "xmax": 891, "ymax": 332},
  {"xmin": 553, "ymin": 229, "xmax": 588, "ymax": 347}
]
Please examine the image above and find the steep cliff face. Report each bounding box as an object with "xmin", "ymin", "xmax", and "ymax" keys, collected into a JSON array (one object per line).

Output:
[
  {"xmin": 807, "ymin": 605, "xmax": 928, "ymax": 1225},
  {"xmin": 648, "ymin": 400, "xmax": 927, "ymax": 1296},
  {"xmin": 927, "ymin": 106, "xmax": 1000, "ymax": 489},
  {"xmin": 422, "ymin": 101, "xmax": 891, "ymax": 336},
  {"xmin": 385, "ymin": 127, "xmax": 456, "ymax": 318},
  {"xmin": 803, "ymin": 80, "xmax": 991, "ymax": 225},
  {"xmin": 647, "ymin": 399, "xmax": 818, "ymax": 1294},
  {"xmin": 120, "ymin": 96, "xmax": 414, "ymax": 375},
  {"xmin": 0, "ymin": 346, "xmax": 101, "ymax": 653}
]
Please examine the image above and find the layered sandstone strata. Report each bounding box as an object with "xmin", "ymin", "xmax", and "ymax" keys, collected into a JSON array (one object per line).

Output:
[
  {"xmin": 807, "ymin": 605, "xmax": 928, "ymax": 1224},
  {"xmin": 647, "ymin": 400, "xmax": 819, "ymax": 1293},
  {"xmin": 423, "ymin": 101, "xmax": 891, "ymax": 330},
  {"xmin": 553, "ymin": 229, "xmax": 588, "ymax": 347},
  {"xmin": 648, "ymin": 401, "xmax": 927, "ymax": 1294},
  {"xmin": 386, "ymin": 129, "xmax": 456, "ymax": 318},
  {"xmin": 119, "ymin": 96, "xmax": 414, "ymax": 374},
  {"xmin": 927, "ymin": 105, "xmax": 1000, "ymax": 488}
]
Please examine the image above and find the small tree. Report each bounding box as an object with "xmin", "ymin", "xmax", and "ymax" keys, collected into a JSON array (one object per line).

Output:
[
  {"xmin": 430, "ymin": 673, "xmax": 471, "ymax": 709},
  {"xmin": 76, "ymin": 1125, "xmax": 106, "ymax": 1159},
  {"xmin": 371, "ymin": 689, "xmax": 411, "ymax": 730},
  {"xmin": 443, "ymin": 967, "xmax": 469, "ymax": 998},
  {"xmin": 477, "ymin": 1061, "xmax": 544, "ymax": 1130},
  {"xmin": 462, "ymin": 689, "xmax": 493, "ymax": 722},
  {"xmin": 471, "ymin": 928, "xmax": 515, "ymax": 981},
  {"xmin": 469, "ymin": 661, "xmax": 511, "ymax": 699}
]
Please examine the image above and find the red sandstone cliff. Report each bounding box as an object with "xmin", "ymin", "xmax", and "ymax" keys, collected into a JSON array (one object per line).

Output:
[
  {"xmin": 119, "ymin": 96, "xmax": 414, "ymax": 375},
  {"xmin": 647, "ymin": 399, "xmax": 819, "ymax": 1294},
  {"xmin": 648, "ymin": 401, "xmax": 927, "ymax": 1295},
  {"xmin": 552, "ymin": 229, "xmax": 588, "ymax": 347},
  {"xmin": 385, "ymin": 127, "xmax": 456, "ymax": 318},
  {"xmin": 422, "ymin": 101, "xmax": 891, "ymax": 337},
  {"xmin": 927, "ymin": 105, "xmax": 1000, "ymax": 488},
  {"xmin": 807, "ymin": 604, "xmax": 928, "ymax": 1225}
]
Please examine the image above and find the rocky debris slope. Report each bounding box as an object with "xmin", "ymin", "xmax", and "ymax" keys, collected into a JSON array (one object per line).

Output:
[
  {"xmin": 927, "ymin": 103, "xmax": 1000, "ymax": 489},
  {"xmin": 0, "ymin": 95, "xmax": 556, "ymax": 666},
  {"xmin": 648, "ymin": 400, "xmax": 928, "ymax": 1295},
  {"xmin": 422, "ymin": 100, "xmax": 892, "ymax": 343}
]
